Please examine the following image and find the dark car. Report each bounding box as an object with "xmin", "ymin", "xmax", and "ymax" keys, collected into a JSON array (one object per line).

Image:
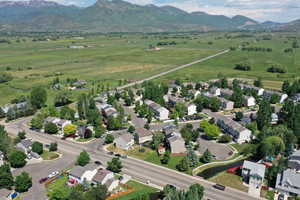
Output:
[
  {"xmin": 39, "ymin": 177, "xmax": 48, "ymax": 184},
  {"xmin": 115, "ymin": 154, "xmax": 121, "ymax": 157},
  {"xmin": 94, "ymin": 161, "xmax": 102, "ymax": 165},
  {"xmin": 213, "ymin": 184, "xmax": 226, "ymax": 191},
  {"xmin": 278, "ymin": 194, "xmax": 285, "ymax": 200},
  {"xmin": 107, "ymin": 152, "xmax": 114, "ymax": 155}
]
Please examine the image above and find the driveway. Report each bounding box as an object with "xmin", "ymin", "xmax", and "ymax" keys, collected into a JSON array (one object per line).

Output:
[
  {"xmin": 197, "ymin": 137, "xmax": 234, "ymax": 160},
  {"xmin": 13, "ymin": 152, "xmax": 75, "ymax": 200}
]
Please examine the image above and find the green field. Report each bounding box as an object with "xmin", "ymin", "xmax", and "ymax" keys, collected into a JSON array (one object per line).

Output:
[{"xmin": 0, "ymin": 32, "xmax": 299, "ymax": 105}]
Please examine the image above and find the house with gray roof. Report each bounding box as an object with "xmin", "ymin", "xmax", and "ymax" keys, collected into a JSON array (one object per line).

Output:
[
  {"xmin": 219, "ymin": 97, "xmax": 234, "ymax": 111},
  {"xmin": 263, "ymin": 90, "xmax": 288, "ymax": 104},
  {"xmin": 68, "ymin": 164, "xmax": 99, "ymax": 185},
  {"xmin": 16, "ymin": 139, "xmax": 41, "ymax": 159},
  {"xmin": 145, "ymin": 100, "xmax": 169, "ymax": 121},
  {"xmin": 114, "ymin": 133, "xmax": 134, "ymax": 150},
  {"xmin": 0, "ymin": 152, "xmax": 4, "ymax": 166},
  {"xmin": 92, "ymin": 168, "xmax": 119, "ymax": 192},
  {"xmin": 242, "ymin": 161, "xmax": 266, "ymax": 198},
  {"xmin": 220, "ymin": 89, "xmax": 233, "ymax": 98},
  {"xmin": 136, "ymin": 128, "xmax": 153, "ymax": 144},
  {"xmin": 239, "ymin": 84, "xmax": 264, "ymax": 96},
  {"xmin": 276, "ymin": 169, "xmax": 300, "ymax": 197},
  {"xmin": 288, "ymin": 150, "xmax": 300, "ymax": 171},
  {"xmin": 214, "ymin": 113, "xmax": 252, "ymax": 144},
  {"xmin": 167, "ymin": 133, "xmax": 186, "ymax": 155},
  {"xmin": 210, "ymin": 87, "xmax": 221, "ymax": 96}
]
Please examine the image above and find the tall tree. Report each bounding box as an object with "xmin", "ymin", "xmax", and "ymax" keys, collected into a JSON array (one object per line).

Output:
[
  {"xmin": 15, "ymin": 172, "xmax": 32, "ymax": 193},
  {"xmin": 257, "ymin": 100, "xmax": 272, "ymax": 130},
  {"xmin": 84, "ymin": 184, "xmax": 108, "ymax": 200},
  {"xmin": 107, "ymin": 157, "xmax": 123, "ymax": 173},
  {"xmin": 76, "ymin": 151, "xmax": 90, "ymax": 166},
  {"xmin": 30, "ymin": 87, "xmax": 47, "ymax": 109},
  {"xmin": 8, "ymin": 150, "xmax": 27, "ymax": 168},
  {"xmin": 282, "ymin": 80, "xmax": 290, "ymax": 94},
  {"xmin": 0, "ymin": 164, "xmax": 14, "ymax": 189}
]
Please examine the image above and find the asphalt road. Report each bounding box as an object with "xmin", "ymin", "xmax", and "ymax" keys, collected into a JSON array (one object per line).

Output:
[{"xmin": 4, "ymin": 118, "xmax": 261, "ymax": 200}]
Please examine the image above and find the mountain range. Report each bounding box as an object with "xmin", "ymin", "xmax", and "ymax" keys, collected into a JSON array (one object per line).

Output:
[{"xmin": 0, "ymin": 0, "xmax": 298, "ymax": 32}]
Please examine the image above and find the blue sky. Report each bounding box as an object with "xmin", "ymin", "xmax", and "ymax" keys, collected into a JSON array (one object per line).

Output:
[{"xmin": 3, "ymin": 0, "xmax": 300, "ymax": 22}]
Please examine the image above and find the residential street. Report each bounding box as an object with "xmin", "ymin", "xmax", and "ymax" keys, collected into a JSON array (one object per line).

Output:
[{"xmin": 3, "ymin": 118, "xmax": 260, "ymax": 200}]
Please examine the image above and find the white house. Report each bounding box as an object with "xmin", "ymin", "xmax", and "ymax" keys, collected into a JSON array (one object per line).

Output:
[
  {"xmin": 220, "ymin": 89, "xmax": 233, "ymax": 98},
  {"xmin": 68, "ymin": 164, "xmax": 99, "ymax": 185},
  {"xmin": 219, "ymin": 97, "xmax": 234, "ymax": 111},
  {"xmin": 167, "ymin": 133, "xmax": 187, "ymax": 155},
  {"xmin": 216, "ymin": 114, "xmax": 252, "ymax": 144},
  {"xmin": 145, "ymin": 100, "xmax": 169, "ymax": 121},
  {"xmin": 210, "ymin": 87, "xmax": 221, "ymax": 96},
  {"xmin": 45, "ymin": 117, "xmax": 72, "ymax": 131},
  {"xmin": 92, "ymin": 168, "xmax": 119, "ymax": 192},
  {"xmin": 244, "ymin": 96, "xmax": 256, "ymax": 107},
  {"xmin": 114, "ymin": 133, "xmax": 134, "ymax": 150},
  {"xmin": 263, "ymin": 90, "xmax": 288, "ymax": 104},
  {"xmin": 242, "ymin": 161, "xmax": 266, "ymax": 198},
  {"xmin": 136, "ymin": 128, "xmax": 153, "ymax": 144},
  {"xmin": 187, "ymin": 104, "xmax": 197, "ymax": 116},
  {"xmin": 240, "ymin": 84, "xmax": 264, "ymax": 96}
]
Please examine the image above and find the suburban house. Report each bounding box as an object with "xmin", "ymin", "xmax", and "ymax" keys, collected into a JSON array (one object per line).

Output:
[
  {"xmin": 210, "ymin": 87, "xmax": 221, "ymax": 96},
  {"xmin": 144, "ymin": 100, "xmax": 169, "ymax": 121},
  {"xmin": 220, "ymin": 89, "xmax": 233, "ymax": 98},
  {"xmin": 92, "ymin": 168, "xmax": 119, "ymax": 192},
  {"xmin": 292, "ymin": 94, "xmax": 300, "ymax": 103},
  {"xmin": 16, "ymin": 139, "xmax": 40, "ymax": 159},
  {"xmin": 242, "ymin": 161, "xmax": 266, "ymax": 197},
  {"xmin": 68, "ymin": 164, "xmax": 99, "ymax": 185},
  {"xmin": 162, "ymin": 124, "xmax": 177, "ymax": 135},
  {"xmin": 187, "ymin": 104, "xmax": 197, "ymax": 115},
  {"xmin": 0, "ymin": 102, "xmax": 28, "ymax": 114},
  {"xmin": 167, "ymin": 96, "xmax": 185, "ymax": 106},
  {"xmin": 263, "ymin": 90, "xmax": 288, "ymax": 104},
  {"xmin": 276, "ymin": 169, "xmax": 300, "ymax": 197},
  {"xmin": 271, "ymin": 113, "xmax": 279, "ymax": 125},
  {"xmin": 136, "ymin": 128, "xmax": 153, "ymax": 144},
  {"xmin": 0, "ymin": 152, "xmax": 4, "ymax": 166},
  {"xmin": 288, "ymin": 150, "xmax": 300, "ymax": 171},
  {"xmin": 244, "ymin": 96, "xmax": 256, "ymax": 107},
  {"xmin": 219, "ymin": 97, "xmax": 234, "ymax": 111},
  {"xmin": 114, "ymin": 133, "xmax": 134, "ymax": 150},
  {"xmin": 215, "ymin": 114, "xmax": 252, "ymax": 143},
  {"xmin": 239, "ymin": 84, "xmax": 264, "ymax": 96},
  {"xmin": 167, "ymin": 132, "xmax": 187, "ymax": 155},
  {"xmin": 96, "ymin": 103, "xmax": 118, "ymax": 118},
  {"xmin": 168, "ymin": 84, "xmax": 181, "ymax": 94},
  {"xmin": 77, "ymin": 126, "xmax": 93, "ymax": 138},
  {"xmin": 45, "ymin": 117, "xmax": 72, "ymax": 131},
  {"xmin": 194, "ymin": 90, "xmax": 201, "ymax": 99}
]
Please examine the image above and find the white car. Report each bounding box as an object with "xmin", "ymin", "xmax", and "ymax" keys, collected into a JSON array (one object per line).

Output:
[{"xmin": 48, "ymin": 171, "xmax": 59, "ymax": 179}]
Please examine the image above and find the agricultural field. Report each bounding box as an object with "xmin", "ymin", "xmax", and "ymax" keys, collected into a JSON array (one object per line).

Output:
[
  {"xmin": 161, "ymin": 33, "xmax": 300, "ymax": 89},
  {"xmin": 0, "ymin": 32, "xmax": 299, "ymax": 105}
]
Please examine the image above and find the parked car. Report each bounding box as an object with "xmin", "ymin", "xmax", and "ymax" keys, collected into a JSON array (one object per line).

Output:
[
  {"xmin": 94, "ymin": 161, "xmax": 102, "ymax": 165},
  {"xmin": 115, "ymin": 154, "xmax": 121, "ymax": 157},
  {"xmin": 213, "ymin": 184, "xmax": 225, "ymax": 191},
  {"xmin": 39, "ymin": 177, "xmax": 48, "ymax": 184},
  {"xmin": 48, "ymin": 171, "xmax": 59, "ymax": 179},
  {"xmin": 121, "ymin": 155, "xmax": 128, "ymax": 159},
  {"xmin": 108, "ymin": 152, "xmax": 114, "ymax": 155},
  {"xmin": 278, "ymin": 194, "xmax": 285, "ymax": 200}
]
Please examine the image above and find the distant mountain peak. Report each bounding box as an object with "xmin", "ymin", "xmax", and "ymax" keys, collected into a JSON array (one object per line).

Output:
[{"xmin": 0, "ymin": 0, "xmax": 61, "ymax": 7}]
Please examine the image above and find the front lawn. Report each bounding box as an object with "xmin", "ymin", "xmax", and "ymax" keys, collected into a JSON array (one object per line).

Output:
[
  {"xmin": 47, "ymin": 175, "xmax": 70, "ymax": 198},
  {"xmin": 113, "ymin": 181, "xmax": 158, "ymax": 200},
  {"xmin": 76, "ymin": 137, "xmax": 94, "ymax": 143},
  {"xmin": 209, "ymin": 172, "xmax": 248, "ymax": 192},
  {"xmin": 41, "ymin": 150, "xmax": 60, "ymax": 160}
]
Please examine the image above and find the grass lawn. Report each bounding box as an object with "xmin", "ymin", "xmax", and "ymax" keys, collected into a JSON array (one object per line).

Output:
[
  {"xmin": 209, "ymin": 172, "xmax": 248, "ymax": 192},
  {"xmin": 47, "ymin": 175, "xmax": 70, "ymax": 198},
  {"xmin": 230, "ymin": 143, "xmax": 246, "ymax": 154},
  {"xmin": 113, "ymin": 181, "xmax": 158, "ymax": 200},
  {"xmin": 76, "ymin": 137, "xmax": 94, "ymax": 143},
  {"xmin": 41, "ymin": 150, "xmax": 60, "ymax": 160},
  {"xmin": 109, "ymin": 145, "xmax": 195, "ymax": 174}
]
